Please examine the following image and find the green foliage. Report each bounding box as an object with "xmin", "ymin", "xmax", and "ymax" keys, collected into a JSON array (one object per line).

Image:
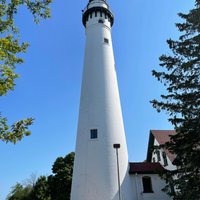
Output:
[
  {"xmin": 48, "ymin": 152, "xmax": 75, "ymax": 200},
  {"xmin": 6, "ymin": 152, "xmax": 75, "ymax": 200},
  {"xmin": 0, "ymin": 0, "xmax": 52, "ymax": 96},
  {"xmin": 0, "ymin": 0, "xmax": 52, "ymax": 143},
  {"xmin": 32, "ymin": 176, "xmax": 51, "ymax": 200},
  {"xmin": 0, "ymin": 35, "xmax": 28, "ymax": 96},
  {"xmin": 6, "ymin": 183, "xmax": 33, "ymax": 200},
  {"xmin": 0, "ymin": 114, "xmax": 34, "ymax": 143},
  {"xmin": 151, "ymin": 0, "xmax": 200, "ymax": 199}
]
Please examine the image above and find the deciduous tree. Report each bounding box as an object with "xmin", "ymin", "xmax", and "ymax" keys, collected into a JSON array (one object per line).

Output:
[
  {"xmin": 7, "ymin": 152, "xmax": 75, "ymax": 199},
  {"xmin": 48, "ymin": 152, "xmax": 75, "ymax": 200},
  {"xmin": 6, "ymin": 183, "xmax": 32, "ymax": 200},
  {"xmin": 32, "ymin": 176, "xmax": 51, "ymax": 200},
  {"xmin": 0, "ymin": 0, "xmax": 52, "ymax": 143}
]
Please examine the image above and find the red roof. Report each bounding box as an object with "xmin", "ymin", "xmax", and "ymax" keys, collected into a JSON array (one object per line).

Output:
[
  {"xmin": 151, "ymin": 130, "xmax": 176, "ymax": 162},
  {"xmin": 147, "ymin": 130, "xmax": 176, "ymax": 162},
  {"xmin": 129, "ymin": 162, "xmax": 165, "ymax": 174},
  {"xmin": 151, "ymin": 130, "xmax": 176, "ymax": 145}
]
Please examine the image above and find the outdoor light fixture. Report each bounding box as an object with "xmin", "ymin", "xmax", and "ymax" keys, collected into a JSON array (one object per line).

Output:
[
  {"xmin": 113, "ymin": 143, "xmax": 120, "ymax": 149},
  {"xmin": 113, "ymin": 143, "xmax": 121, "ymax": 200}
]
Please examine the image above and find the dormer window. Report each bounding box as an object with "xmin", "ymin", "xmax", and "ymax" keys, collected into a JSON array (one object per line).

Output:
[
  {"xmin": 162, "ymin": 151, "xmax": 168, "ymax": 166},
  {"xmin": 155, "ymin": 149, "xmax": 161, "ymax": 161}
]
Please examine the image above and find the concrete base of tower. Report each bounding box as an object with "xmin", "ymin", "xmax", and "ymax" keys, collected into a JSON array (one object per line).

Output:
[{"xmin": 70, "ymin": 166, "xmax": 133, "ymax": 200}]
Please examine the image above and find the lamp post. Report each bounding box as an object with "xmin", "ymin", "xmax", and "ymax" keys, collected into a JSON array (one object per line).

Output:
[{"xmin": 113, "ymin": 143, "xmax": 121, "ymax": 200}]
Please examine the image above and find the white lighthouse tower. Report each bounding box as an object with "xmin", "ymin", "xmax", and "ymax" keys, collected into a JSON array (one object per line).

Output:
[{"xmin": 71, "ymin": 0, "xmax": 131, "ymax": 199}]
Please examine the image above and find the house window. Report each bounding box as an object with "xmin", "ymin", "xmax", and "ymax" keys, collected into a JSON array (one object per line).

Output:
[
  {"xmin": 155, "ymin": 149, "xmax": 161, "ymax": 161},
  {"xmin": 104, "ymin": 38, "xmax": 109, "ymax": 44},
  {"xmin": 90, "ymin": 129, "xmax": 98, "ymax": 139},
  {"xmin": 162, "ymin": 151, "xmax": 168, "ymax": 166},
  {"xmin": 142, "ymin": 176, "xmax": 153, "ymax": 193}
]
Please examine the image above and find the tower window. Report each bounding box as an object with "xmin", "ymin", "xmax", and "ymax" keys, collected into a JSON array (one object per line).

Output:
[
  {"xmin": 90, "ymin": 129, "xmax": 98, "ymax": 139},
  {"xmin": 90, "ymin": 13, "xmax": 93, "ymax": 18},
  {"xmin": 142, "ymin": 176, "xmax": 153, "ymax": 193},
  {"xmin": 104, "ymin": 38, "xmax": 109, "ymax": 44},
  {"xmin": 98, "ymin": 19, "xmax": 104, "ymax": 23},
  {"xmin": 162, "ymin": 151, "xmax": 168, "ymax": 166}
]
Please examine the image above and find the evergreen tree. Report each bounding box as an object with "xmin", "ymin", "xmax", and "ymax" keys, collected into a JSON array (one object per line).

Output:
[{"xmin": 151, "ymin": 1, "xmax": 200, "ymax": 199}]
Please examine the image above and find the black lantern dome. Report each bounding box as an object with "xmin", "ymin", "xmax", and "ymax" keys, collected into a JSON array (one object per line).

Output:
[{"xmin": 82, "ymin": 0, "xmax": 114, "ymax": 27}]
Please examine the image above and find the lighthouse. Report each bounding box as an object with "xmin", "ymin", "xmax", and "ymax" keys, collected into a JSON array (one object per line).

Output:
[{"xmin": 71, "ymin": 0, "xmax": 131, "ymax": 199}]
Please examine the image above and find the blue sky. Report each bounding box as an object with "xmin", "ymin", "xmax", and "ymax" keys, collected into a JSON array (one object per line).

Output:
[{"xmin": 0, "ymin": 0, "xmax": 195, "ymax": 199}]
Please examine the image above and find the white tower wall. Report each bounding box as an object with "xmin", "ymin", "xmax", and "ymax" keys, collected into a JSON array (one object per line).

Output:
[{"xmin": 71, "ymin": 1, "xmax": 131, "ymax": 199}]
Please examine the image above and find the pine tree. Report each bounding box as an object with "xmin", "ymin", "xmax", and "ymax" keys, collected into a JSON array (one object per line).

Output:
[{"xmin": 151, "ymin": 1, "xmax": 200, "ymax": 199}]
